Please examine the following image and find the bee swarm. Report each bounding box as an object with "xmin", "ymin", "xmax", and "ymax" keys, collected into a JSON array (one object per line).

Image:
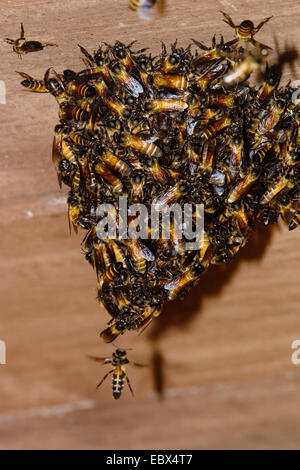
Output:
[{"xmin": 21, "ymin": 30, "xmax": 300, "ymax": 343}]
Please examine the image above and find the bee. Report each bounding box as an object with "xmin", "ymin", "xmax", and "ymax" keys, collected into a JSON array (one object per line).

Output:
[
  {"xmin": 67, "ymin": 192, "xmax": 93, "ymax": 233},
  {"xmin": 110, "ymin": 63, "xmax": 143, "ymax": 98},
  {"xmin": 100, "ymin": 148, "xmax": 131, "ymax": 177},
  {"xmin": 100, "ymin": 319, "xmax": 128, "ymax": 343},
  {"xmin": 192, "ymin": 35, "xmax": 232, "ymax": 64},
  {"xmin": 220, "ymin": 12, "xmax": 272, "ymax": 51},
  {"xmin": 77, "ymin": 45, "xmax": 115, "ymax": 89},
  {"xmin": 200, "ymin": 116, "xmax": 231, "ymax": 140},
  {"xmin": 228, "ymin": 133, "xmax": 245, "ymax": 178},
  {"xmin": 258, "ymin": 98, "xmax": 286, "ymax": 135},
  {"xmin": 59, "ymin": 103, "xmax": 90, "ymax": 122},
  {"xmin": 4, "ymin": 23, "xmax": 57, "ymax": 56},
  {"xmin": 222, "ymin": 51, "xmax": 263, "ymax": 86},
  {"xmin": 119, "ymin": 133, "xmax": 162, "ymax": 158},
  {"xmin": 227, "ymin": 167, "xmax": 261, "ymax": 203},
  {"xmin": 160, "ymin": 42, "xmax": 190, "ymax": 73},
  {"xmin": 130, "ymin": 170, "xmax": 146, "ymax": 201},
  {"xmin": 94, "ymin": 161, "xmax": 123, "ymax": 193},
  {"xmin": 89, "ymin": 348, "xmax": 146, "ymax": 399},
  {"xmin": 260, "ymin": 176, "xmax": 291, "ymax": 205},
  {"xmin": 66, "ymin": 81, "xmax": 96, "ymax": 98},
  {"xmin": 195, "ymin": 61, "xmax": 228, "ymax": 90},
  {"xmin": 17, "ymin": 71, "xmax": 48, "ymax": 93},
  {"xmin": 98, "ymin": 262, "xmax": 125, "ymax": 288},
  {"xmin": 145, "ymin": 157, "xmax": 170, "ymax": 185},
  {"xmin": 111, "ymin": 41, "xmax": 136, "ymax": 70},
  {"xmin": 125, "ymin": 239, "xmax": 155, "ymax": 274},
  {"xmin": 94, "ymin": 80, "xmax": 131, "ymax": 118},
  {"xmin": 129, "ymin": 0, "xmax": 165, "ymax": 21},
  {"xmin": 152, "ymin": 73, "xmax": 188, "ymax": 90},
  {"xmin": 164, "ymin": 265, "xmax": 203, "ymax": 301},
  {"xmin": 199, "ymin": 92, "xmax": 236, "ymax": 109},
  {"xmin": 152, "ymin": 181, "xmax": 188, "ymax": 207},
  {"xmin": 257, "ymin": 64, "xmax": 281, "ymax": 103},
  {"xmin": 144, "ymin": 98, "xmax": 188, "ymax": 114}
]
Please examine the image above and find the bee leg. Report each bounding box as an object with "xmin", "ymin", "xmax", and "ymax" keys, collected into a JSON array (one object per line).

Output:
[
  {"xmin": 254, "ymin": 16, "xmax": 273, "ymax": 34},
  {"xmin": 96, "ymin": 369, "xmax": 113, "ymax": 390},
  {"xmin": 4, "ymin": 38, "xmax": 15, "ymax": 44},
  {"xmin": 125, "ymin": 374, "xmax": 134, "ymax": 397},
  {"xmin": 250, "ymin": 39, "xmax": 272, "ymax": 52},
  {"xmin": 20, "ymin": 23, "xmax": 25, "ymax": 39},
  {"xmin": 220, "ymin": 11, "xmax": 236, "ymax": 29},
  {"xmin": 43, "ymin": 42, "xmax": 58, "ymax": 48}
]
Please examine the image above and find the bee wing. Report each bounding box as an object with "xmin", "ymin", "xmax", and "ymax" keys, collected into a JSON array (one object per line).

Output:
[
  {"xmin": 87, "ymin": 355, "xmax": 112, "ymax": 365},
  {"xmin": 137, "ymin": 0, "xmax": 155, "ymax": 21},
  {"xmin": 131, "ymin": 361, "xmax": 148, "ymax": 367},
  {"xmin": 139, "ymin": 242, "xmax": 155, "ymax": 261},
  {"xmin": 121, "ymin": 70, "xmax": 144, "ymax": 97}
]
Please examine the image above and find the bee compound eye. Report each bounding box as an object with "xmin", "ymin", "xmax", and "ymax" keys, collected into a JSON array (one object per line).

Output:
[
  {"xmin": 169, "ymin": 54, "xmax": 178, "ymax": 65},
  {"xmin": 116, "ymin": 320, "xmax": 127, "ymax": 331},
  {"xmin": 123, "ymin": 108, "xmax": 131, "ymax": 118},
  {"xmin": 145, "ymin": 102, "xmax": 153, "ymax": 112}
]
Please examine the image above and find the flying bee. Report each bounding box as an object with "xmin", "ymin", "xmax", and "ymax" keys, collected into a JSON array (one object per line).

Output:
[
  {"xmin": 222, "ymin": 51, "xmax": 263, "ymax": 86},
  {"xmin": 4, "ymin": 23, "xmax": 57, "ymax": 56},
  {"xmin": 144, "ymin": 98, "xmax": 188, "ymax": 114},
  {"xmin": 152, "ymin": 181, "xmax": 189, "ymax": 207},
  {"xmin": 17, "ymin": 71, "xmax": 48, "ymax": 93},
  {"xmin": 94, "ymin": 161, "xmax": 123, "ymax": 193},
  {"xmin": 200, "ymin": 116, "xmax": 232, "ymax": 140},
  {"xmin": 220, "ymin": 12, "xmax": 272, "ymax": 51},
  {"xmin": 110, "ymin": 63, "xmax": 143, "ymax": 97},
  {"xmin": 89, "ymin": 348, "xmax": 146, "ymax": 399},
  {"xmin": 257, "ymin": 64, "xmax": 281, "ymax": 103},
  {"xmin": 59, "ymin": 102, "xmax": 90, "ymax": 122},
  {"xmin": 152, "ymin": 73, "xmax": 188, "ymax": 90},
  {"xmin": 119, "ymin": 133, "xmax": 162, "ymax": 158},
  {"xmin": 129, "ymin": 0, "xmax": 165, "ymax": 21}
]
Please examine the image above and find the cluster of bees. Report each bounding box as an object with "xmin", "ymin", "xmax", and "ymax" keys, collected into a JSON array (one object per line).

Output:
[{"xmin": 12, "ymin": 13, "xmax": 300, "ymax": 398}]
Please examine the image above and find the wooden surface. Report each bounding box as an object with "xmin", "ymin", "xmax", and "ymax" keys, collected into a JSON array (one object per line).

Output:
[{"xmin": 0, "ymin": 0, "xmax": 300, "ymax": 450}]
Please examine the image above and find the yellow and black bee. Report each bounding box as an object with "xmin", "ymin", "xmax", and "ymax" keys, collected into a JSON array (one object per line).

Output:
[
  {"xmin": 5, "ymin": 23, "xmax": 57, "ymax": 56},
  {"xmin": 89, "ymin": 348, "xmax": 146, "ymax": 399}
]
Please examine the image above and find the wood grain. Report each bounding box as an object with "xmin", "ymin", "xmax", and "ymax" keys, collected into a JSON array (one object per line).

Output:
[{"xmin": 0, "ymin": 0, "xmax": 300, "ymax": 450}]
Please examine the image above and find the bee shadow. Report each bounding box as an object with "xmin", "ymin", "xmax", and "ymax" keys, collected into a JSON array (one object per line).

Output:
[{"xmin": 148, "ymin": 223, "xmax": 276, "ymax": 397}]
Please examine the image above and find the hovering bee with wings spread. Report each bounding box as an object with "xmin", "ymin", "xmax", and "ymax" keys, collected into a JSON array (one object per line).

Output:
[
  {"xmin": 88, "ymin": 348, "xmax": 146, "ymax": 399},
  {"xmin": 4, "ymin": 23, "xmax": 57, "ymax": 56}
]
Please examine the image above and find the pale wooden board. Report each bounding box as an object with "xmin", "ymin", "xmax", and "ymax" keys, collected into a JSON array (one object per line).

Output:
[{"xmin": 0, "ymin": 0, "xmax": 300, "ymax": 450}]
